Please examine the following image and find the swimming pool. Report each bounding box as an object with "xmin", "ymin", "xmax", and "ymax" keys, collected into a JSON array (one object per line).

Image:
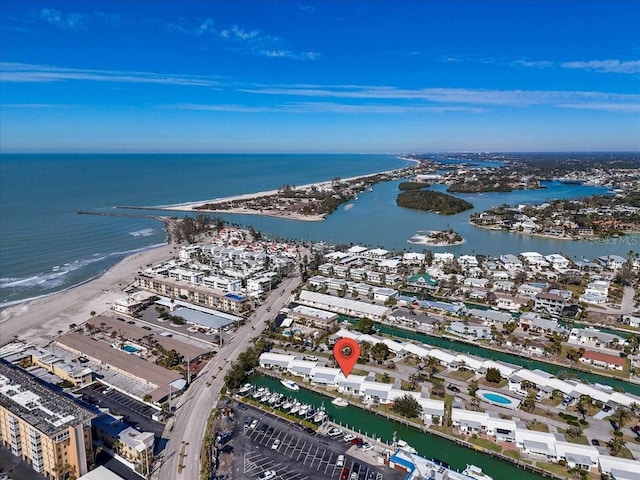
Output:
[
  {"xmin": 123, "ymin": 345, "xmax": 140, "ymax": 353},
  {"xmin": 477, "ymin": 389, "xmax": 521, "ymax": 409}
]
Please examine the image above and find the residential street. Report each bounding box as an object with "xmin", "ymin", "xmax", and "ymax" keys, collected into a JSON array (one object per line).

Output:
[{"xmin": 155, "ymin": 271, "xmax": 303, "ymax": 480}]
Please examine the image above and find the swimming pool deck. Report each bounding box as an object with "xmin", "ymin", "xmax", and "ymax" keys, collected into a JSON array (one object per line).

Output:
[{"xmin": 476, "ymin": 389, "xmax": 521, "ymax": 410}]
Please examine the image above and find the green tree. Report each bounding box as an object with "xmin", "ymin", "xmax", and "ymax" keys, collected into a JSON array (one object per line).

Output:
[
  {"xmin": 576, "ymin": 395, "xmax": 592, "ymax": 420},
  {"xmin": 372, "ymin": 342, "xmax": 390, "ymax": 362},
  {"xmin": 359, "ymin": 341, "xmax": 372, "ymax": 362},
  {"xmin": 354, "ymin": 318, "xmax": 375, "ymax": 334},
  {"xmin": 522, "ymin": 391, "xmax": 537, "ymax": 413},
  {"xmin": 392, "ymin": 394, "xmax": 422, "ymax": 418},
  {"xmin": 468, "ymin": 380, "xmax": 479, "ymax": 397},
  {"xmin": 485, "ymin": 367, "xmax": 502, "ymax": 383},
  {"xmin": 565, "ymin": 425, "xmax": 583, "ymax": 439}
]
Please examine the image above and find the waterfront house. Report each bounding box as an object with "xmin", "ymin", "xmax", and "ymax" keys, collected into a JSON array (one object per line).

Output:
[
  {"xmin": 579, "ymin": 350, "xmax": 626, "ymax": 371},
  {"xmin": 598, "ymin": 254, "xmax": 627, "ymax": 270},
  {"xmin": 520, "ymin": 251, "xmax": 547, "ymax": 266},
  {"xmin": 445, "ymin": 321, "xmax": 491, "ymax": 340},
  {"xmin": 463, "ymin": 277, "xmax": 489, "ymax": 289},
  {"xmin": 259, "ymin": 352, "xmax": 296, "ymax": 370},
  {"xmin": 515, "ymin": 430, "xmax": 558, "ymax": 459},
  {"xmin": 500, "ymin": 254, "xmax": 523, "ymax": 270},
  {"xmin": 584, "ymin": 279, "xmax": 610, "ymax": 297},
  {"xmin": 468, "ymin": 308, "xmax": 513, "ymax": 327},
  {"xmin": 568, "ymin": 328, "xmax": 625, "ymax": 349},
  {"xmin": 598, "ymin": 455, "xmax": 640, "ymax": 480},
  {"xmin": 545, "ymin": 254, "xmax": 571, "ymax": 270},
  {"xmin": 554, "ymin": 442, "xmax": 599, "ymax": 471}
]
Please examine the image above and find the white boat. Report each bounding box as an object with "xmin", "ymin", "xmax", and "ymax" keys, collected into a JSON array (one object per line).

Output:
[
  {"xmin": 281, "ymin": 399, "xmax": 293, "ymax": 410},
  {"xmin": 238, "ymin": 383, "xmax": 252, "ymax": 394},
  {"xmin": 313, "ymin": 410, "xmax": 326, "ymax": 423},
  {"xmin": 280, "ymin": 379, "xmax": 300, "ymax": 391},
  {"xmin": 252, "ymin": 387, "xmax": 267, "ymax": 399},
  {"xmin": 331, "ymin": 397, "xmax": 348, "ymax": 407},
  {"xmin": 462, "ymin": 464, "xmax": 494, "ymax": 480},
  {"xmin": 297, "ymin": 404, "xmax": 309, "ymax": 416},
  {"xmin": 289, "ymin": 402, "xmax": 302, "ymax": 414},
  {"xmin": 397, "ymin": 440, "xmax": 417, "ymax": 454}
]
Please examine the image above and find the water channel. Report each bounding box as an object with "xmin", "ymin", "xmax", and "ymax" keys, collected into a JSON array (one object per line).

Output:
[
  {"xmin": 250, "ymin": 375, "xmax": 545, "ymax": 480},
  {"xmin": 342, "ymin": 319, "xmax": 640, "ymax": 397}
]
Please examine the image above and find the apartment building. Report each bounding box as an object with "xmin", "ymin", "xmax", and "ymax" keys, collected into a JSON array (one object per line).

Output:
[{"xmin": 0, "ymin": 361, "xmax": 96, "ymax": 479}]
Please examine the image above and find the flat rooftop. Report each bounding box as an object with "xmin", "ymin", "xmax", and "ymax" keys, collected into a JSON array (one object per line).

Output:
[
  {"xmin": 0, "ymin": 360, "xmax": 96, "ymax": 436},
  {"xmin": 56, "ymin": 333, "xmax": 182, "ymax": 393}
]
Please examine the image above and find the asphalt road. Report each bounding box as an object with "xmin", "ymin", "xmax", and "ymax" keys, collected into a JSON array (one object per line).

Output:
[{"xmin": 156, "ymin": 271, "xmax": 303, "ymax": 480}]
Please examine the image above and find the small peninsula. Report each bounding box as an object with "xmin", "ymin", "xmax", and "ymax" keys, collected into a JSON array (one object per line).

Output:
[{"xmin": 396, "ymin": 190, "xmax": 474, "ymax": 215}]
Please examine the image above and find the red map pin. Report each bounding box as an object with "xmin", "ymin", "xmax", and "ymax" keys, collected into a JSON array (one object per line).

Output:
[{"xmin": 333, "ymin": 337, "xmax": 360, "ymax": 378}]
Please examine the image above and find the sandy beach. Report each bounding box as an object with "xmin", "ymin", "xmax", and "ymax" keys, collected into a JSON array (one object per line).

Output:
[
  {"xmin": 153, "ymin": 168, "xmax": 406, "ymax": 220},
  {"xmin": 0, "ymin": 243, "xmax": 174, "ymax": 346}
]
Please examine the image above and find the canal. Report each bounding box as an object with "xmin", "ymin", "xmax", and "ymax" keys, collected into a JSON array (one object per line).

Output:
[
  {"xmin": 343, "ymin": 318, "xmax": 640, "ymax": 397},
  {"xmin": 250, "ymin": 375, "xmax": 546, "ymax": 480}
]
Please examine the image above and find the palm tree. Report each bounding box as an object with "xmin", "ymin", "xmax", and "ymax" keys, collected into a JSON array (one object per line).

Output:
[
  {"xmin": 424, "ymin": 356, "xmax": 440, "ymax": 379},
  {"xmin": 612, "ymin": 405, "xmax": 632, "ymax": 429},
  {"xmin": 608, "ymin": 436, "xmax": 626, "ymax": 456},
  {"xmin": 577, "ymin": 395, "xmax": 592, "ymax": 420}
]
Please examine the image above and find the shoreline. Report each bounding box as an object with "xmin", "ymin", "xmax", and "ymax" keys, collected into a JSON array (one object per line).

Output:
[
  {"xmin": 0, "ymin": 242, "xmax": 175, "ymax": 346},
  {"xmin": 135, "ymin": 166, "xmax": 413, "ymax": 220}
]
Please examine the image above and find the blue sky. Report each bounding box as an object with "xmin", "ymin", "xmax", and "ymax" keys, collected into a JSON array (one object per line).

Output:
[{"xmin": 1, "ymin": 1, "xmax": 639, "ymax": 153}]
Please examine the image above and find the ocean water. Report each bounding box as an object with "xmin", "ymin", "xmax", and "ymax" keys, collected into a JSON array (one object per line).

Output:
[
  {"xmin": 1, "ymin": 154, "xmax": 636, "ymax": 306},
  {"xmin": 0, "ymin": 154, "xmax": 408, "ymax": 305}
]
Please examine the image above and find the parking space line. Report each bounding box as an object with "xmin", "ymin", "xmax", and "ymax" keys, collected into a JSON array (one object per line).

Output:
[{"xmin": 295, "ymin": 441, "xmax": 307, "ymax": 461}]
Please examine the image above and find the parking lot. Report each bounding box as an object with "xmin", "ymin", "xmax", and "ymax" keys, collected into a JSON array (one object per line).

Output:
[
  {"xmin": 78, "ymin": 383, "xmax": 165, "ymax": 440},
  {"xmin": 218, "ymin": 403, "xmax": 404, "ymax": 480}
]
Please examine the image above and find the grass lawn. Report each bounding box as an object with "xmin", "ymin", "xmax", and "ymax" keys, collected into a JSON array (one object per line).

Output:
[
  {"xmin": 565, "ymin": 435, "xmax": 590, "ymax": 445},
  {"xmin": 536, "ymin": 462, "xmax": 571, "ymax": 478},
  {"xmin": 375, "ymin": 372, "xmax": 393, "ymax": 383},
  {"xmin": 400, "ymin": 380, "xmax": 419, "ymax": 391},
  {"xmin": 478, "ymin": 377, "xmax": 508, "ymax": 388},
  {"xmin": 526, "ymin": 420, "xmax": 549, "ymax": 433},
  {"xmin": 446, "ymin": 369, "xmax": 476, "ymax": 381},
  {"xmin": 469, "ymin": 437, "xmax": 502, "ymax": 452}
]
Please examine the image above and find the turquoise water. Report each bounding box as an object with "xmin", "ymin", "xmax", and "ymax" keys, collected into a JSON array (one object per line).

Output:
[
  {"xmin": 480, "ymin": 392, "xmax": 512, "ymax": 405},
  {"xmin": 122, "ymin": 345, "xmax": 140, "ymax": 353},
  {"xmin": 1, "ymin": 153, "xmax": 636, "ymax": 306}
]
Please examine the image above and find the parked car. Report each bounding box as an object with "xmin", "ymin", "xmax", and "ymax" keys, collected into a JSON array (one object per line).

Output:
[
  {"xmin": 328, "ymin": 428, "xmax": 343, "ymax": 437},
  {"xmin": 343, "ymin": 434, "xmax": 356, "ymax": 443},
  {"xmin": 304, "ymin": 427, "xmax": 315, "ymax": 434},
  {"xmin": 249, "ymin": 419, "xmax": 259, "ymax": 429},
  {"xmin": 243, "ymin": 418, "xmax": 253, "ymax": 428},
  {"xmin": 336, "ymin": 454, "xmax": 345, "ymax": 467},
  {"xmin": 221, "ymin": 445, "xmax": 234, "ymax": 454},
  {"xmin": 358, "ymin": 442, "xmax": 372, "ymax": 452},
  {"xmin": 271, "ymin": 439, "xmax": 280, "ymax": 450},
  {"xmin": 258, "ymin": 471, "xmax": 277, "ymax": 480},
  {"xmin": 447, "ymin": 384, "xmax": 461, "ymax": 393},
  {"xmin": 351, "ymin": 437, "xmax": 364, "ymax": 446},
  {"xmin": 340, "ymin": 468, "xmax": 350, "ymax": 480},
  {"xmin": 591, "ymin": 439, "xmax": 600, "ymax": 446}
]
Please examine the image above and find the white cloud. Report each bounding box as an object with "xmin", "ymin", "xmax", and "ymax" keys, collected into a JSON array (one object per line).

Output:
[
  {"xmin": 0, "ymin": 63, "xmax": 222, "ymax": 87},
  {"xmin": 239, "ymin": 83, "xmax": 640, "ymax": 112},
  {"xmin": 39, "ymin": 8, "xmax": 89, "ymax": 30},
  {"xmin": 560, "ymin": 59, "xmax": 640, "ymax": 74}
]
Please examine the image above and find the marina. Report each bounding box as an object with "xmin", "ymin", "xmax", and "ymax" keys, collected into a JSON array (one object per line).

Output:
[{"xmin": 249, "ymin": 375, "xmax": 546, "ymax": 480}]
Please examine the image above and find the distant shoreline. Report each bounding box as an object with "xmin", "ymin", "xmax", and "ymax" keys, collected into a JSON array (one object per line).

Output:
[{"xmin": 133, "ymin": 162, "xmax": 415, "ymax": 222}]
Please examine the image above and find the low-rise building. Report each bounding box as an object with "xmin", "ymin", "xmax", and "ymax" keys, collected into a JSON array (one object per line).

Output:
[
  {"xmin": 580, "ymin": 350, "xmax": 626, "ymax": 371},
  {"xmin": 534, "ymin": 292, "xmax": 566, "ymax": 316}
]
